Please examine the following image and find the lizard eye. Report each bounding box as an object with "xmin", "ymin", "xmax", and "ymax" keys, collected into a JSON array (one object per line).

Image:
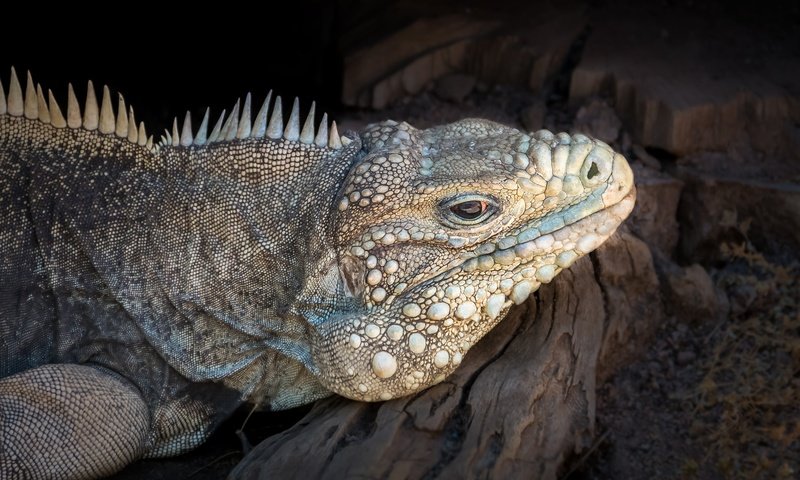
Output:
[
  {"xmin": 440, "ymin": 195, "xmax": 498, "ymax": 227},
  {"xmin": 451, "ymin": 200, "xmax": 487, "ymax": 220}
]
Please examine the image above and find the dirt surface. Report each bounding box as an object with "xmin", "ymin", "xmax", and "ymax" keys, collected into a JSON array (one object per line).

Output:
[{"xmin": 578, "ymin": 243, "xmax": 799, "ymax": 480}]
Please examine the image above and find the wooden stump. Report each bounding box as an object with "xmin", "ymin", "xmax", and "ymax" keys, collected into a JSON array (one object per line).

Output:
[
  {"xmin": 568, "ymin": 2, "xmax": 800, "ymax": 157},
  {"xmin": 339, "ymin": 1, "xmax": 587, "ymax": 109},
  {"xmin": 230, "ymin": 231, "xmax": 662, "ymax": 480}
]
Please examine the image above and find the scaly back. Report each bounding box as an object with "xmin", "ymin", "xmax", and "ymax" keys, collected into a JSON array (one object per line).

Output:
[{"xmin": 0, "ymin": 67, "xmax": 361, "ymax": 406}]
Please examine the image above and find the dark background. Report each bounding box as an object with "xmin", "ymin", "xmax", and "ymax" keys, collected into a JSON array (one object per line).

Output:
[
  {"xmin": 3, "ymin": 3, "xmax": 342, "ymax": 130},
  {"xmin": 4, "ymin": 0, "xmax": 797, "ymax": 134}
]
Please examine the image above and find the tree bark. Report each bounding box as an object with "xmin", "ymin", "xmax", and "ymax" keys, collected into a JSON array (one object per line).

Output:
[
  {"xmin": 568, "ymin": 3, "xmax": 799, "ymax": 157},
  {"xmin": 338, "ymin": 2, "xmax": 587, "ymax": 109}
]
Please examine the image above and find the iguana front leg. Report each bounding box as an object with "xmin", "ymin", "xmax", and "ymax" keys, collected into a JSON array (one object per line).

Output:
[{"xmin": 0, "ymin": 364, "xmax": 149, "ymax": 479}]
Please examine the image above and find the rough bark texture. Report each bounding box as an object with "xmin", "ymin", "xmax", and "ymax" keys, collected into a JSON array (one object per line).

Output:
[
  {"xmin": 340, "ymin": 1, "xmax": 799, "ymax": 157},
  {"xmin": 339, "ymin": 1, "xmax": 587, "ymax": 109},
  {"xmin": 568, "ymin": 3, "xmax": 800, "ymax": 157},
  {"xmin": 675, "ymin": 167, "xmax": 800, "ymax": 262},
  {"xmin": 230, "ymin": 230, "xmax": 661, "ymax": 480}
]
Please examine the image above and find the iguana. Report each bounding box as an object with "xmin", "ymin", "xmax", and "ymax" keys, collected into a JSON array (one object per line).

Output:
[{"xmin": 0, "ymin": 67, "xmax": 635, "ymax": 479}]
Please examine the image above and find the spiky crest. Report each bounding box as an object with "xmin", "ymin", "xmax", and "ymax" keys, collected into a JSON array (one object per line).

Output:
[{"xmin": 0, "ymin": 67, "xmax": 350, "ymax": 153}]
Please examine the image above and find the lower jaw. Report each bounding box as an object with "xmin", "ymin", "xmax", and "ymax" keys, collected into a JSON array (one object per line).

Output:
[{"xmin": 474, "ymin": 192, "xmax": 637, "ymax": 314}]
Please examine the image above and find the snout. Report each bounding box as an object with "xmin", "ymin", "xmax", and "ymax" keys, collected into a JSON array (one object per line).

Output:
[{"xmin": 602, "ymin": 153, "xmax": 635, "ymax": 207}]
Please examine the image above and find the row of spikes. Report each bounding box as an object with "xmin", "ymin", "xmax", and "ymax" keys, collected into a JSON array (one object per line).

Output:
[
  {"xmin": 0, "ymin": 67, "xmax": 350, "ymax": 152},
  {"xmin": 161, "ymin": 93, "xmax": 350, "ymax": 150},
  {"xmin": 0, "ymin": 67, "xmax": 154, "ymax": 149}
]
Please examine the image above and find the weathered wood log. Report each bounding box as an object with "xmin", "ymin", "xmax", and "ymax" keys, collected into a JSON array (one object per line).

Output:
[
  {"xmin": 230, "ymin": 230, "xmax": 662, "ymax": 479},
  {"xmin": 674, "ymin": 161, "xmax": 800, "ymax": 261},
  {"xmin": 568, "ymin": 2, "xmax": 800, "ymax": 157},
  {"xmin": 339, "ymin": 3, "xmax": 587, "ymax": 109}
]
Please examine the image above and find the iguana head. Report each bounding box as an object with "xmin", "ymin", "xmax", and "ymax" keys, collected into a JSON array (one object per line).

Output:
[{"xmin": 312, "ymin": 118, "xmax": 635, "ymax": 401}]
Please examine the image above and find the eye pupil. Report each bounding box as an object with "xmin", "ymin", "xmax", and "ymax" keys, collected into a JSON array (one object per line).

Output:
[{"xmin": 450, "ymin": 200, "xmax": 486, "ymax": 220}]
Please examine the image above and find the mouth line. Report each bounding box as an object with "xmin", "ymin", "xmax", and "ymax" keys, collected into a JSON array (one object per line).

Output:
[
  {"xmin": 379, "ymin": 188, "xmax": 635, "ymax": 306},
  {"xmin": 480, "ymin": 186, "xmax": 631, "ymax": 248},
  {"xmin": 445, "ymin": 188, "xmax": 636, "ymax": 278}
]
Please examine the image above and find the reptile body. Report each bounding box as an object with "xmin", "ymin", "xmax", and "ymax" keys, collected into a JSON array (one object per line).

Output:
[{"xmin": 0, "ymin": 68, "xmax": 634, "ymax": 478}]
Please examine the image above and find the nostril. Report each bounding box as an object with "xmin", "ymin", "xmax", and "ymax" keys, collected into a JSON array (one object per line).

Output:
[
  {"xmin": 587, "ymin": 162, "xmax": 600, "ymax": 180},
  {"xmin": 579, "ymin": 147, "xmax": 613, "ymax": 187}
]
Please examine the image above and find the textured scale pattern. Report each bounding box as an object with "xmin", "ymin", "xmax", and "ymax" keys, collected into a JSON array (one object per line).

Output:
[
  {"xmin": 0, "ymin": 68, "xmax": 635, "ymax": 479},
  {"xmin": 0, "ymin": 364, "xmax": 149, "ymax": 478}
]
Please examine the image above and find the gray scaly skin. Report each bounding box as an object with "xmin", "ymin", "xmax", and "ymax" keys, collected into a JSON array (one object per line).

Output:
[{"xmin": 0, "ymin": 67, "xmax": 635, "ymax": 479}]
